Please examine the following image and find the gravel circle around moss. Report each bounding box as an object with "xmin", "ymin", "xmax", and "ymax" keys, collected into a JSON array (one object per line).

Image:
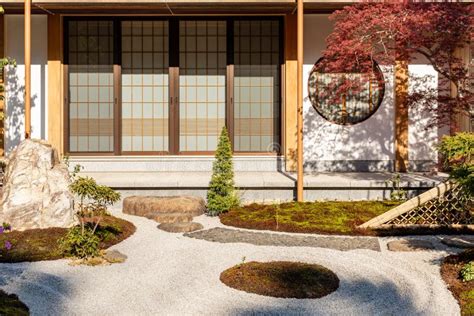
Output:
[{"xmin": 220, "ymin": 261, "xmax": 340, "ymax": 299}]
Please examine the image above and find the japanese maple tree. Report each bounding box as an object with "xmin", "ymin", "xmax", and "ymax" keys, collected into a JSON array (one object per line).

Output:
[{"xmin": 317, "ymin": 1, "xmax": 473, "ymax": 128}]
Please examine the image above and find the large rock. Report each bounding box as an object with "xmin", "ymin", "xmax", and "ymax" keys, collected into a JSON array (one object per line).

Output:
[
  {"xmin": 0, "ymin": 139, "xmax": 76, "ymax": 230},
  {"xmin": 123, "ymin": 196, "xmax": 206, "ymax": 217}
]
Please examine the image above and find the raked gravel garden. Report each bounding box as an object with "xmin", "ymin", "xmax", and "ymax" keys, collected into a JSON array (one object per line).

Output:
[
  {"xmin": 0, "ymin": 206, "xmax": 465, "ymax": 316},
  {"xmin": 0, "ymin": 132, "xmax": 472, "ymax": 315}
]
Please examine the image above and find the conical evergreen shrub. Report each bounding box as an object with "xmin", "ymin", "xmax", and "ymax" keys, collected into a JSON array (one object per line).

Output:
[{"xmin": 206, "ymin": 127, "xmax": 239, "ymax": 216}]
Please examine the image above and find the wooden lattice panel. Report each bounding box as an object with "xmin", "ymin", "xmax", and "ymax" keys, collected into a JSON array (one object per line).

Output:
[
  {"xmin": 386, "ymin": 185, "xmax": 473, "ymax": 225},
  {"xmin": 359, "ymin": 181, "xmax": 474, "ymax": 228}
]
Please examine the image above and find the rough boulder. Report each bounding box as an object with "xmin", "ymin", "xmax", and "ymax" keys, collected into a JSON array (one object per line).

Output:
[{"xmin": 0, "ymin": 139, "xmax": 76, "ymax": 230}]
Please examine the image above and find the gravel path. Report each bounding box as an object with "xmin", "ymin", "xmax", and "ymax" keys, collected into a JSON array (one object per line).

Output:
[
  {"xmin": 186, "ymin": 227, "xmax": 381, "ymax": 251},
  {"xmin": 0, "ymin": 209, "xmax": 460, "ymax": 316}
]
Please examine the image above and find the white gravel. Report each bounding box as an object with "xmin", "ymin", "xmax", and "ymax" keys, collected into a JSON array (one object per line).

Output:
[{"xmin": 0, "ymin": 208, "xmax": 461, "ymax": 316}]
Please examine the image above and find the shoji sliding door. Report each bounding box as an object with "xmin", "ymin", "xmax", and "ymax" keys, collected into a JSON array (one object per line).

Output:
[
  {"xmin": 121, "ymin": 21, "xmax": 169, "ymax": 153},
  {"xmin": 67, "ymin": 20, "xmax": 115, "ymax": 153},
  {"xmin": 178, "ymin": 20, "xmax": 227, "ymax": 153}
]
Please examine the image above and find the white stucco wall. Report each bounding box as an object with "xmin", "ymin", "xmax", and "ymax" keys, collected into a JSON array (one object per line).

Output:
[
  {"xmin": 4, "ymin": 15, "xmax": 48, "ymax": 153},
  {"xmin": 303, "ymin": 14, "xmax": 438, "ymax": 172}
]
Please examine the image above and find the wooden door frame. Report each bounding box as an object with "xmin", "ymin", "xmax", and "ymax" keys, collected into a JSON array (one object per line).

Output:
[{"xmin": 62, "ymin": 16, "xmax": 283, "ymax": 156}]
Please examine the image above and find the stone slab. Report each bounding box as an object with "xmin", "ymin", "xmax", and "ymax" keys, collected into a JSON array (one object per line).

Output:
[
  {"xmin": 185, "ymin": 227, "xmax": 381, "ymax": 251},
  {"xmin": 387, "ymin": 240, "xmax": 435, "ymax": 252},
  {"xmin": 441, "ymin": 236, "xmax": 474, "ymax": 249},
  {"xmin": 158, "ymin": 222, "xmax": 204, "ymax": 233}
]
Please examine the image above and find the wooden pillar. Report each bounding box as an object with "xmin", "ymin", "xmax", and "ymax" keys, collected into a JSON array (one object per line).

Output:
[
  {"xmin": 284, "ymin": 14, "xmax": 297, "ymax": 172},
  {"xmin": 24, "ymin": 0, "xmax": 31, "ymax": 139},
  {"xmin": 296, "ymin": 0, "xmax": 304, "ymax": 201},
  {"xmin": 394, "ymin": 60, "xmax": 409, "ymax": 172},
  {"xmin": 0, "ymin": 14, "xmax": 5, "ymax": 156},
  {"xmin": 48, "ymin": 14, "xmax": 63, "ymax": 154}
]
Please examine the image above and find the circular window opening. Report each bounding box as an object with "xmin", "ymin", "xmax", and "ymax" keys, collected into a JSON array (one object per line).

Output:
[{"xmin": 308, "ymin": 58, "xmax": 385, "ymax": 125}]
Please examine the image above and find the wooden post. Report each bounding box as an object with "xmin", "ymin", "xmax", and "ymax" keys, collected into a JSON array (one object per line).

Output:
[
  {"xmin": 24, "ymin": 0, "xmax": 31, "ymax": 139},
  {"xmin": 48, "ymin": 14, "xmax": 63, "ymax": 153},
  {"xmin": 394, "ymin": 60, "xmax": 409, "ymax": 172},
  {"xmin": 296, "ymin": 0, "xmax": 304, "ymax": 201},
  {"xmin": 284, "ymin": 14, "xmax": 297, "ymax": 172}
]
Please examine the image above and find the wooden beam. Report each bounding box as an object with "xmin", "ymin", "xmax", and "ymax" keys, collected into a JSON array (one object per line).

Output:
[
  {"xmin": 0, "ymin": 14, "xmax": 4, "ymax": 156},
  {"xmin": 284, "ymin": 13, "xmax": 297, "ymax": 172},
  {"xmin": 24, "ymin": 0, "xmax": 31, "ymax": 139},
  {"xmin": 394, "ymin": 60, "xmax": 408, "ymax": 172},
  {"xmin": 296, "ymin": 0, "xmax": 304, "ymax": 201},
  {"xmin": 47, "ymin": 14, "xmax": 63, "ymax": 153}
]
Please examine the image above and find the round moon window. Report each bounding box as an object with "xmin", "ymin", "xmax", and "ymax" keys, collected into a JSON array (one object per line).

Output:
[{"xmin": 308, "ymin": 58, "xmax": 385, "ymax": 125}]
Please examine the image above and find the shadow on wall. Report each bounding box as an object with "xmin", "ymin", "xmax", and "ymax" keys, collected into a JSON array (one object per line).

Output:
[
  {"xmin": 5, "ymin": 66, "xmax": 38, "ymax": 153},
  {"xmin": 303, "ymin": 67, "xmax": 395, "ymax": 172}
]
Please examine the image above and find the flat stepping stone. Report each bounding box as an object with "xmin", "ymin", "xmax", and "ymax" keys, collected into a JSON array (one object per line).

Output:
[
  {"xmin": 123, "ymin": 196, "xmax": 205, "ymax": 217},
  {"xmin": 104, "ymin": 250, "xmax": 127, "ymax": 263},
  {"xmin": 387, "ymin": 239, "xmax": 435, "ymax": 252},
  {"xmin": 441, "ymin": 236, "xmax": 474, "ymax": 249},
  {"xmin": 158, "ymin": 222, "xmax": 204, "ymax": 233},
  {"xmin": 185, "ymin": 228, "xmax": 380, "ymax": 251},
  {"xmin": 148, "ymin": 212, "xmax": 194, "ymax": 224}
]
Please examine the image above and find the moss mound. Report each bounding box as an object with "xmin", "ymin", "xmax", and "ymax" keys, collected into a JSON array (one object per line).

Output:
[
  {"xmin": 0, "ymin": 215, "xmax": 135, "ymax": 263},
  {"xmin": 441, "ymin": 249, "xmax": 474, "ymax": 316},
  {"xmin": 0, "ymin": 290, "xmax": 29, "ymax": 316},
  {"xmin": 220, "ymin": 261, "xmax": 339, "ymax": 299},
  {"xmin": 220, "ymin": 201, "xmax": 399, "ymax": 235}
]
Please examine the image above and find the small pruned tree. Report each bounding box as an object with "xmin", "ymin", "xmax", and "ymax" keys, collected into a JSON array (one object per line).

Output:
[
  {"xmin": 206, "ymin": 127, "xmax": 239, "ymax": 216},
  {"xmin": 60, "ymin": 176, "xmax": 121, "ymax": 258}
]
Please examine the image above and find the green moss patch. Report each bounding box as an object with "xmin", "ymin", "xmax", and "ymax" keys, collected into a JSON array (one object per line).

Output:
[
  {"xmin": 441, "ymin": 249, "xmax": 474, "ymax": 316},
  {"xmin": 220, "ymin": 201, "xmax": 400, "ymax": 235},
  {"xmin": 0, "ymin": 215, "xmax": 135, "ymax": 263},
  {"xmin": 220, "ymin": 261, "xmax": 339, "ymax": 299},
  {"xmin": 0, "ymin": 289, "xmax": 29, "ymax": 316}
]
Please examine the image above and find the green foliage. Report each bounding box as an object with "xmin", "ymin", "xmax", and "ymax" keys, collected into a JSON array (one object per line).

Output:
[
  {"xmin": 460, "ymin": 261, "xmax": 474, "ymax": 282},
  {"xmin": 438, "ymin": 132, "xmax": 474, "ymax": 195},
  {"xmin": 65, "ymin": 176, "xmax": 121, "ymax": 259},
  {"xmin": 206, "ymin": 127, "xmax": 239, "ymax": 216},
  {"xmin": 386, "ymin": 173, "xmax": 407, "ymax": 201},
  {"xmin": 70, "ymin": 176, "xmax": 121, "ymax": 218},
  {"xmin": 59, "ymin": 226, "xmax": 100, "ymax": 259}
]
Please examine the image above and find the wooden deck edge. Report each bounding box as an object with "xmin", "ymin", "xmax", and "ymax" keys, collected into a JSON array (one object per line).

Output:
[{"xmin": 358, "ymin": 181, "xmax": 454, "ymax": 229}]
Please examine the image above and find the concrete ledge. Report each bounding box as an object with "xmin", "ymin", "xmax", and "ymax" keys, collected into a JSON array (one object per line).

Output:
[
  {"xmin": 70, "ymin": 156, "xmax": 285, "ymax": 172},
  {"xmin": 83, "ymin": 171, "xmax": 447, "ymax": 202}
]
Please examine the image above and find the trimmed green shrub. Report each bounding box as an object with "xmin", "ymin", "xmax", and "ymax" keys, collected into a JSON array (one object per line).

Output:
[
  {"xmin": 61, "ymin": 176, "xmax": 121, "ymax": 258},
  {"xmin": 206, "ymin": 127, "xmax": 239, "ymax": 216},
  {"xmin": 438, "ymin": 132, "xmax": 474, "ymax": 195},
  {"xmin": 460, "ymin": 261, "xmax": 474, "ymax": 282},
  {"xmin": 59, "ymin": 226, "xmax": 100, "ymax": 259}
]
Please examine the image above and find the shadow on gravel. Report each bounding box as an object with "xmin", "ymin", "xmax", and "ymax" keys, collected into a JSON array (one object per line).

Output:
[
  {"xmin": 228, "ymin": 279, "xmax": 420, "ymax": 315},
  {"xmin": 0, "ymin": 264, "xmax": 73, "ymax": 315}
]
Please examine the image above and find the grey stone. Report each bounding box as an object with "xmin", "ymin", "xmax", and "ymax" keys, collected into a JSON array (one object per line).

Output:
[
  {"xmin": 185, "ymin": 227, "xmax": 381, "ymax": 251},
  {"xmin": 123, "ymin": 196, "xmax": 205, "ymax": 217},
  {"xmin": 387, "ymin": 240, "xmax": 435, "ymax": 252},
  {"xmin": 441, "ymin": 236, "xmax": 474, "ymax": 249},
  {"xmin": 158, "ymin": 222, "xmax": 204, "ymax": 233},
  {"xmin": 104, "ymin": 250, "xmax": 127, "ymax": 263},
  {"xmin": 0, "ymin": 139, "xmax": 76, "ymax": 230},
  {"xmin": 148, "ymin": 212, "xmax": 193, "ymax": 224}
]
